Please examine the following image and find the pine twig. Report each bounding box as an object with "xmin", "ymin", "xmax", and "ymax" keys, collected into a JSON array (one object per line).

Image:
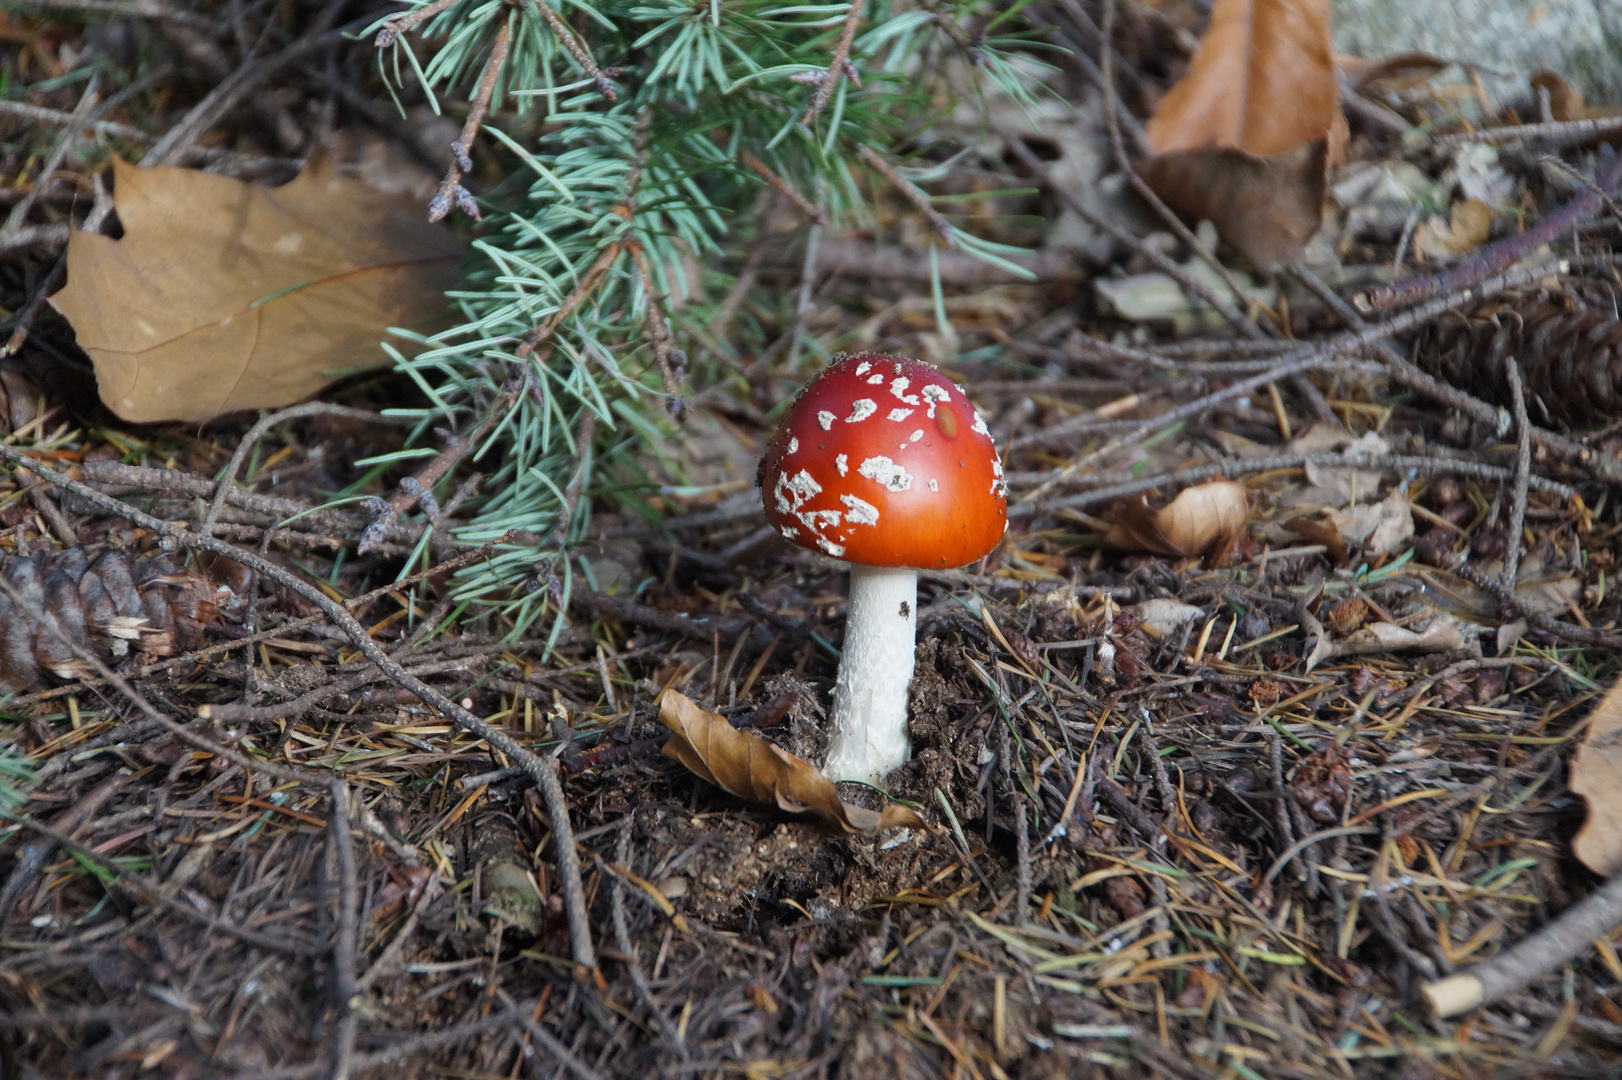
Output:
[
  {"xmin": 517, "ymin": 241, "xmax": 624, "ymax": 363},
  {"xmin": 854, "ymin": 143, "xmax": 954, "ymax": 245},
  {"xmin": 801, "ymin": 0, "xmax": 866, "ymax": 124},
  {"xmin": 531, "ymin": 0, "xmax": 617, "ymax": 100},
  {"xmin": 742, "ymin": 152, "xmax": 827, "ymax": 225},
  {"xmin": 358, "ymin": 381, "xmax": 522, "ymax": 554},
  {"xmin": 628, "ymin": 241, "xmax": 687, "ymax": 418},
  {"xmin": 373, "ymin": 0, "xmax": 462, "ymax": 47},
  {"xmin": 1425, "ymin": 869, "xmax": 1622, "ymax": 1017},
  {"xmin": 429, "ymin": 19, "xmax": 510, "ymax": 222}
]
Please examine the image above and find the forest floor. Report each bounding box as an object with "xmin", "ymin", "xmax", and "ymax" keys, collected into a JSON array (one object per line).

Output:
[{"xmin": 4, "ymin": 2, "xmax": 1622, "ymax": 1079}]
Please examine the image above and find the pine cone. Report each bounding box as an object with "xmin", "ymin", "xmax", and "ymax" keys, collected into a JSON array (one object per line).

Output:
[
  {"xmin": 1417, "ymin": 287, "xmax": 1622, "ymax": 425},
  {"xmin": 0, "ymin": 548, "xmax": 218, "ymax": 692}
]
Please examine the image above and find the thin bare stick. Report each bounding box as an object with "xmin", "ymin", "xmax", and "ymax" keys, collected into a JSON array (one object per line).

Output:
[
  {"xmin": 1425, "ymin": 868, "xmax": 1622, "ymax": 1017},
  {"xmin": 531, "ymin": 0, "xmax": 617, "ymax": 100},
  {"xmin": 855, "ymin": 143, "xmax": 955, "ymax": 245},
  {"xmin": 373, "ymin": 0, "xmax": 462, "ymax": 46},
  {"xmin": 1501, "ymin": 357, "xmax": 1532, "ymax": 591},
  {"xmin": 3, "ymin": 537, "xmax": 512, "ymax": 708},
  {"xmin": 0, "ymin": 445, "xmax": 598, "ymax": 974},
  {"xmin": 1010, "ymin": 451, "xmax": 1574, "ymax": 518},
  {"xmin": 429, "ymin": 18, "xmax": 510, "ymax": 222},
  {"xmin": 3, "ymin": 75, "xmax": 99, "ymax": 237},
  {"xmin": 1455, "ymin": 564, "xmax": 1622, "ymax": 651},
  {"xmin": 801, "ymin": 0, "xmax": 866, "ymax": 124},
  {"xmin": 742, "ymin": 152, "xmax": 827, "ymax": 225},
  {"xmin": 327, "ymin": 781, "xmax": 360, "ymax": 1080},
  {"xmin": 1435, "ymin": 113, "xmax": 1622, "ymax": 149},
  {"xmin": 204, "ymin": 404, "xmax": 388, "ymax": 539},
  {"xmin": 607, "ymin": 822, "xmax": 686, "ymax": 1055},
  {"xmin": 143, "ymin": 22, "xmax": 349, "ymax": 167},
  {"xmin": 0, "ymin": 99, "xmax": 150, "ymax": 143}
]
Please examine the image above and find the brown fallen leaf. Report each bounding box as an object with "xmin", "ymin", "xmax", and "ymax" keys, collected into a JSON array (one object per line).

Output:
[
  {"xmin": 1145, "ymin": 0, "xmax": 1339, "ymax": 158},
  {"xmin": 1103, "ymin": 480, "xmax": 1249, "ymax": 565},
  {"xmin": 656, "ymin": 690, "xmax": 924, "ymax": 834},
  {"xmin": 51, "ymin": 154, "xmax": 464, "ymax": 423},
  {"xmin": 1573, "ymin": 675, "xmax": 1622, "ymax": 875},
  {"xmin": 1138, "ymin": 0, "xmax": 1344, "ymax": 269}
]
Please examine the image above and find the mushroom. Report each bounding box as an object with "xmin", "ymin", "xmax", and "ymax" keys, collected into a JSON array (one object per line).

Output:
[{"xmin": 758, "ymin": 353, "xmax": 1008, "ymax": 784}]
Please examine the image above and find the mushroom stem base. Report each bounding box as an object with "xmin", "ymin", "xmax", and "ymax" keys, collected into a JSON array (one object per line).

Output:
[{"xmin": 823, "ymin": 564, "xmax": 917, "ymax": 785}]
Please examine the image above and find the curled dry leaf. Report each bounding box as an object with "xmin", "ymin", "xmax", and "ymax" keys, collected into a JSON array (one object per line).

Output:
[
  {"xmin": 51, "ymin": 154, "xmax": 465, "ymax": 423},
  {"xmin": 657, "ymin": 690, "xmax": 924, "ymax": 834},
  {"xmin": 1284, "ymin": 516, "xmax": 1349, "ymax": 565},
  {"xmin": 1412, "ymin": 198, "xmax": 1493, "ymax": 263},
  {"xmin": 1104, "ymin": 480, "xmax": 1249, "ymax": 566},
  {"xmin": 1326, "ymin": 614, "xmax": 1466, "ymax": 661},
  {"xmin": 1131, "ymin": 598, "xmax": 1206, "ymax": 639},
  {"xmin": 1138, "ymin": 0, "xmax": 1343, "ymax": 269},
  {"xmin": 1331, "ymin": 483, "xmax": 1415, "ymax": 558},
  {"xmin": 1572, "ymin": 675, "xmax": 1622, "ymax": 875}
]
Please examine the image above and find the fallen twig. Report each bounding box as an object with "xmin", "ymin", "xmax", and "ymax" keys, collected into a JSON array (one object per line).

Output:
[
  {"xmin": 1425, "ymin": 868, "xmax": 1622, "ymax": 1017},
  {"xmin": 1360, "ymin": 152, "xmax": 1622, "ymax": 311}
]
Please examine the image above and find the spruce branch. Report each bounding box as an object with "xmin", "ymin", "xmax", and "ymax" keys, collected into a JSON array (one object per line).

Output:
[
  {"xmin": 429, "ymin": 17, "xmax": 510, "ymax": 222},
  {"xmin": 362, "ymin": 0, "xmax": 1045, "ymax": 629},
  {"xmin": 530, "ymin": 0, "xmax": 617, "ymax": 100},
  {"xmin": 374, "ymin": 0, "xmax": 461, "ymax": 47},
  {"xmin": 802, "ymin": 0, "xmax": 867, "ymax": 124},
  {"xmin": 515, "ymin": 241, "xmax": 624, "ymax": 364}
]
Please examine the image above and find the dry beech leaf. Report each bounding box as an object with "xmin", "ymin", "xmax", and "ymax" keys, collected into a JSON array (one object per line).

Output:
[
  {"xmin": 51, "ymin": 154, "xmax": 464, "ymax": 423},
  {"xmin": 1139, "ymin": 0, "xmax": 1343, "ymax": 269},
  {"xmin": 1572, "ymin": 675, "xmax": 1622, "ymax": 874},
  {"xmin": 1104, "ymin": 480, "xmax": 1249, "ymax": 565},
  {"xmin": 657, "ymin": 690, "xmax": 924, "ymax": 834}
]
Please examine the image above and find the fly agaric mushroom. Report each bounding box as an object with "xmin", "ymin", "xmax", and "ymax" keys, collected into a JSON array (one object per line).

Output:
[{"xmin": 758, "ymin": 353, "xmax": 1007, "ymax": 784}]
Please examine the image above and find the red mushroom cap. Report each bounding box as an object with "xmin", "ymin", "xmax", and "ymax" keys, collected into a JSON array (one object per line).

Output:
[{"xmin": 759, "ymin": 353, "xmax": 1008, "ymax": 568}]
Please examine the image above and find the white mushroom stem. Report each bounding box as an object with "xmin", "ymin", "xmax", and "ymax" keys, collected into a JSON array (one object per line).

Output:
[{"xmin": 822, "ymin": 564, "xmax": 917, "ymax": 785}]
